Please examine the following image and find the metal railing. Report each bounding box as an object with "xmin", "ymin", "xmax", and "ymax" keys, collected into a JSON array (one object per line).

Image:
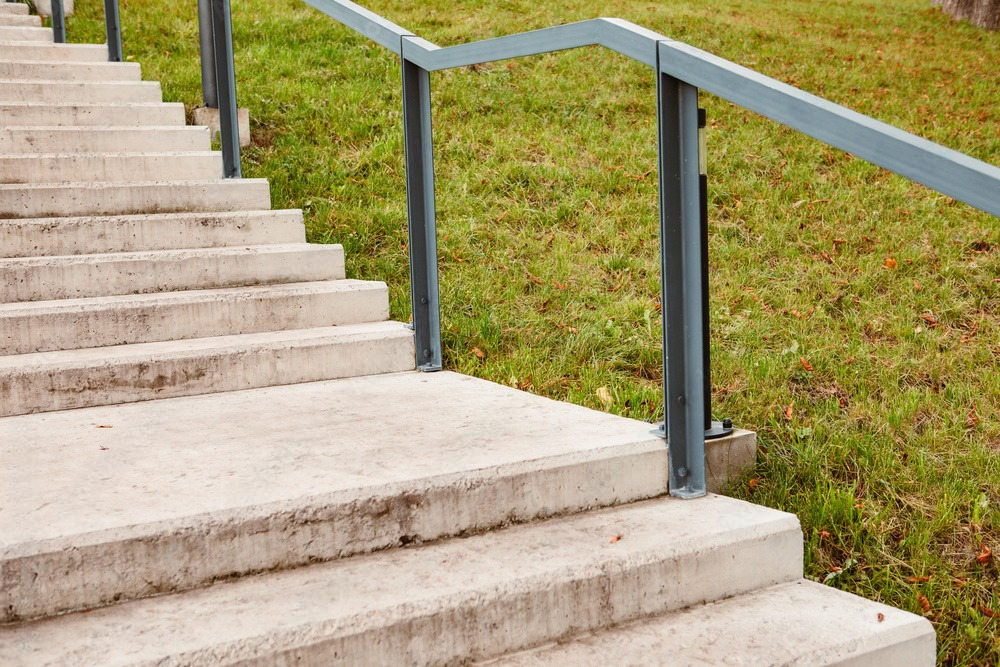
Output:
[
  {"xmin": 47, "ymin": 0, "xmax": 240, "ymax": 176},
  {"xmin": 43, "ymin": 0, "xmax": 1000, "ymax": 498}
]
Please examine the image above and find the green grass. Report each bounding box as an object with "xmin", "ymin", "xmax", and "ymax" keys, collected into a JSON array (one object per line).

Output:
[{"xmin": 60, "ymin": 0, "xmax": 1000, "ymax": 661}]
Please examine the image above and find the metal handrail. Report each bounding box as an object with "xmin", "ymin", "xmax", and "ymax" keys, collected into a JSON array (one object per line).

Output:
[{"xmin": 304, "ymin": 0, "xmax": 1000, "ymax": 499}]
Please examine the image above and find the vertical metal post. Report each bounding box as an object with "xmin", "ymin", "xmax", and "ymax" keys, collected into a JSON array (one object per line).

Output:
[
  {"xmin": 210, "ymin": 0, "xmax": 241, "ymax": 178},
  {"xmin": 103, "ymin": 0, "xmax": 122, "ymax": 62},
  {"xmin": 656, "ymin": 62, "xmax": 707, "ymax": 498},
  {"xmin": 198, "ymin": 0, "xmax": 218, "ymax": 108},
  {"xmin": 400, "ymin": 36, "xmax": 442, "ymax": 372},
  {"xmin": 50, "ymin": 0, "xmax": 65, "ymax": 44}
]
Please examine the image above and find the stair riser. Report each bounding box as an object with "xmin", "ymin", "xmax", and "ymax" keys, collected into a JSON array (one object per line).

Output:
[
  {"xmin": 260, "ymin": 529, "xmax": 799, "ymax": 666},
  {"xmin": 1, "ymin": 283, "xmax": 390, "ymax": 354},
  {"xmin": 0, "ymin": 81, "xmax": 161, "ymax": 104},
  {"xmin": 0, "ymin": 247, "xmax": 345, "ymax": 303},
  {"xmin": 1, "ymin": 210, "xmax": 304, "ymax": 257},
  {"xmin": 0, "ymin": 43, "xmax": 108, "ymax": 61},
  {"xmin": 0, "ymin": 102, "xmax": 185, "ymax": 126},
  {"xmin": 0, "ymin": 210, "xmax": 305, "ymax": 257},
  {"xmin": 0, "ymin": 14, "xmax": 40, "ymax": 26},
  {"xmin": 0, "ymin": 327, "xmax": 415, "ymax": 418},
  {"xmin": 0, "ymin": 61, "xmax": 141, "ymax": 81},
  {"xmin": 0, "ymin": 127, "xmax": 211, "ymax": 153},
  {"xmin": 0, "ymin": 179, "xmax": 271, "ymax": 218},
  {"xmin": 0, "ymin": 153, "xmax": 223, "ymax": 184},
  {"xmin": 0, "ymin": 26, "xmax": 51, "ymax": 41}
]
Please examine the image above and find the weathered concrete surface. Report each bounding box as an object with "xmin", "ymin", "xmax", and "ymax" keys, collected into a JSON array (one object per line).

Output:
[
  {"xmin": 0, "ymin": 41, "xmax": 107, "ymax": 62},
  {"xmin": 485, "ymin": 580, "xmax": 935, "ymax": 666},
  {"xmin": 0, "ymin": 151, "xmax": 223, "ymax": 183},
  {"xmin": 0, "ymin": 101, "xmax": 185, "ymax": 126},
  {"xmin": 0, "ymin": 14, "xmax": 40, "ymax": 27},
  {"xmin": 0, "ymin": 126, "xmax": 211, "ymax": 153},
  {"xmin": 0, "ymin": 373, "xmax": 757, "ymax": 622},
  {"xmin": 192, "ymin": 105, "xmax": 251, "ymax": 147},
  {"xmin": 0, "ymin": 60, "xmax": 139, "ymax": 80},
  {"xmin": 0, "ymin": 243, "xmax": 345, "ymax": 302},
  {"xmin": 0, "ymin": 321, "xmax": 415, "ymax": 417},
  {"xmin": 0, "ymin": 280, "xmax": 390, "ymax": 353},
  {"xmin": 0, "ymin": 80, "xmax": 161, "ymax": 103},
  {"xmin": 0, "ymin": 26, "xmax": 51, "ymax": 41},
  {"xmin": 0, "ymin": 178, "xmax": 271, "ymax": 218},
  {"xmin": 0, "ymin": 3, "xmax": 30, "ymax": 13},
  {"xmin": 0, "ymin": 494, "xmax": 801, "ymax": 663},
  {"xmin": 0, "ymin": 209, "xmax": 305, "ymax": 257},
  {"xmin": 33, "ymin": 0, "xmax": 75, "ymax": 17}
]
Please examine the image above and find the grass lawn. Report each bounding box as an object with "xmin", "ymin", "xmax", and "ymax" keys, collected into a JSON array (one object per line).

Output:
[{"xmin": 61, "ymin": 0, "xmax": 1000, "ymax": 662}]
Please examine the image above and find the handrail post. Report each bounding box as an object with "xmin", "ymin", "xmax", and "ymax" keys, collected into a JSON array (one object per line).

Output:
[
  {"xmin": 401, "ymin": 36, "xmax": 442, "ymax": 372},
  {"xmin": 198, "ymin": 0, "xmax": 219, "ymax": 108},
  {"xmin": 50, "ymin": 0, "xmax": 65, "ymax": 44},
  {"xmin": 103, "ymin": 0, "xmax": 122, "ymax": 62},
  {"xmin": 210, "ymin": 0, "xmax": 241, "ymax": 178},
  {"xmin": 656, "ymin": 66, "xmax": 707, "ymax": 499}
]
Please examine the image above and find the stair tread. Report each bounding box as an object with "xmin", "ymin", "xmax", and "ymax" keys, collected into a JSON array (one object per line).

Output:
[
  {"xmin": 0, "ymin": 150, "xmax": 220, "ymax": 157},
  {"xmin": 0, "ymin": 489, "xmax": 800, "ymax": 664},
  {"xmin": 486, "ymin": 580, "xmax": 934, "ymax": 666},
  {"xmin": 0, "ymin": 242, "xmax": 339, "ymax": 267},
  {"xmin": 0, "ymin": 177, "xmax": 269, "ymax": 190}
]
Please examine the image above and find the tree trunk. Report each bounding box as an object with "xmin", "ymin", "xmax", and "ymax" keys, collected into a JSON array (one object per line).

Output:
[{"xmin": 934, "ymin": 0, "xmax": 1000, "ymax": 30}]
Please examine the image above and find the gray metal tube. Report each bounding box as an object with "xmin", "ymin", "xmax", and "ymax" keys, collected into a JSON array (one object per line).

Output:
[
  {"xmin": 211, "ymin": 0, "xmax": 240, "ymax": 177},
  {"xmin": 103, "ymin": 0, "xmax": 122, "ymax": 62},
  {"xmin": 198, "ymin": 0, "xmax": 218, "ymax": 108},
  {"xmin": 51, "ymin": 0, "xmax": 65, "ymax": 44}
]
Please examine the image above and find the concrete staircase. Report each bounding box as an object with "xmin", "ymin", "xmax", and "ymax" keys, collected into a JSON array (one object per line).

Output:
[{"xmin": 0, "ymin": 4, "xmax": 935, "ymax": 664}]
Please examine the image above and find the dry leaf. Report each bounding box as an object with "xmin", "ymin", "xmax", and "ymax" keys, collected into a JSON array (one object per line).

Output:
[
  {"xmin": 819, "ymin": 530, "xmax": 831, "ymax": 539},
  {"xmin": 820, "ymin": 251, "xmax": 833, "ymax": 264},
  {"xmin": 906, "ymin": 576, "xmax": 931, "ymax": 584},
  {"xmin": 920, "ymin": 314, "xmax": 939, "ymax": 327},
  {"xmin": 95, "ymin": 425, "xmax": 113, "ymax": 429},
  {"xmin": 966, "ymin": 407, "xmax": 980, "ymax": 429},
  {"xmin": 976, "ymin": 544, "xmax": 992, "ymax": 564},
  {"xmin": 595, "ymin": 387, "xmax": 614, "ymax": 408},
  {"xmin": 884, "ymin": 258, "xmax": 897, "ymax": 269},
  {"xmin": 472, "ymin": 347, "xmax": 485, "ymax": 360},
  {"xmin": 748, "ymin": 478, "xmax": 760, "ymax": 492},
  {"xmin": 784, "ymin": 403, "xmax": 794, "ymax": 420},
  {"xmin": 977, "ymin": 605, "xmax": 996, "ymax": 618},
  {"xmin": 800, "ymin": 357, "xmax": 814, "ymax": 372},
  {"xmin": 918, "ymin": 595, "xmax": 931, "ymax": 612},
  {"xmin": 877, "ymin": 613, "xmax": 885, "ymax": 622},
  {"xmin": 568, "ymin": 326, "xmax": 579, "ymax": 334},
  {"xmin": 610, "ymin": 535, "xmax": 622, "ymax": 543}
]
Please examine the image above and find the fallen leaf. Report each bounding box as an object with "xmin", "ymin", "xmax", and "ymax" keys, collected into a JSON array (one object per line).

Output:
[
  {"xmin": 884, "ymin": 258, "xmax": 897, "ymax": 269},
  {"xmin": 472, "ymin": 347, "xmax": 485, "ymax": 360},
  {"xmin": 819, "ymin": 530, "xmax": 831, "ymax": 539},
  {"xmin": 906, "ymin": 575, "xmax": 931, "ymax": 584},
  {"xmin": 748, "ymin": 478, "xmax": 760, "ymax": 492},
  {"xmin": 820, "ymin": 251, "xmax": 833, "ymax": 264},
  {"xmin": 918, "ymin": 595, "xmax": 931, "ymax": 612},
  {"xmin": 800, "ymin": 357, "xmax": 814, "ymax": 372},
  {"xmin": 977, "ymin": 605, "xmax": 996, "ymax": 618},
  {"xmin": 920, "ymin": 314, "xmax": 939, "ymax": 327},
  {"xmin": 497, "ymin": 210, "xmax": 509, "ymax": 222},
  {"xmin": 595, "ymin": 386, "xmax": 614, "ymax": 408},
  {"xmin": 568, "ymin": 326, "xmax": 579, "ymax": 334},
  {"xmin": 610, "ymin": 535, "xmax": 622, "ymax": 543},
  {"xmin": 966, "ymin": 406, "xmax": 980, "ymax": 429},
  {"xmin": 976, "ymin": 544, "xmax": 992, "ymax": 564},
  {"xmin": 95, "ymin": 425, "xmax": 113, "ymax": 429},
  {"xmin": 877, "ymin": 613, "xmax": 885, "ymax": 622},
  {"xmin": 784, "ymin": 403, "xmax": 794, "ymax": 420}
]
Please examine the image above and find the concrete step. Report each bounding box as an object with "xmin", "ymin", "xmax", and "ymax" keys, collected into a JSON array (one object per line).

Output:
[
  {"xmin": 0, "ymin": 280, "xmax": 391, "ymax": 354},
  {"xmin": 0, "ymin": 59, "xmax": 141, "ymax": 81},
  {"xmin": 0, "ymin": 178, "xmax": 271, "ymax": 218},
  {"xmin": 0, "ymin": 3, "xmax": 30, "ymax": 14},
  {"xmin": 0, "ymin": 243, "xmax": 345, "ymax": 302},
  {"xmin": 0, "ymin": 151, "xmax": 223, "ymax": 183},
  {"xmin": 0, "ymin": 209, "xmax": 305, "ymax": 257},
  {"xmin": 0, "ymin": 321, "xmax": 415, "ymax": 416},
  {"xmin": 0, "ymin": 101, "xmax": 185, "ymax": 126},
  {"xmin": 0, "ymin": 25, "xmax": 50, "ymax": 41},
  {"xmin": 486, "ymin": 580, "xmax": 935, "ymax": 666},
  {"xmin": 0, "ymin": 79, "xmax": 161, "ymax": 103},
  {"xmin": 0, "ymin": 490, "xmax": 793, "ymax": 663},
  {"xmin": 0, "ymin": 125, "xmax": 211, "ymax": 153},
  {"xmin": 0, "ymin": 41, "xmax": 107, "ymax": 61},
  {"xmin": 0, "ymin": 13, "xmax": 40, "ymax": 26}
]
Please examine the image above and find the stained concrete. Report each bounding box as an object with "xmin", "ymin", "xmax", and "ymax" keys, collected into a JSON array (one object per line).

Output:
[
  {"xmin": 0, "ymin": 26, "xmax": 51, "ymax": 41},
  {"xmin": 486, "ymin": 580, "xmax": 935, "ymax": 666},
  {"xmin": 0, "ymin": 151, "xmax": 223, "ymax": 183},
  {"xmin": 0, "ymin": 80, "xmax": 161, "ymax": 103},
  {"xmin": 0, "ymin": 125, "xmax": 211, "ymax": 153},
  {"xmin": 0, "ymin": 243, "xmax": 344, "ymax": 302},
  {"xmin": 0, "ymin": 101, "xmax": 186, "ymax": 126},
  {"xmin": 0, "ymin": 60, "xmax": 140, "ymax": 81},
  {"xmin": 0, "ymin": 495, "xmax": 800, "ymax": 663},
  {"xmin": 0, "ymin": 209, "xmax": 305, "ymax": 257}
]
